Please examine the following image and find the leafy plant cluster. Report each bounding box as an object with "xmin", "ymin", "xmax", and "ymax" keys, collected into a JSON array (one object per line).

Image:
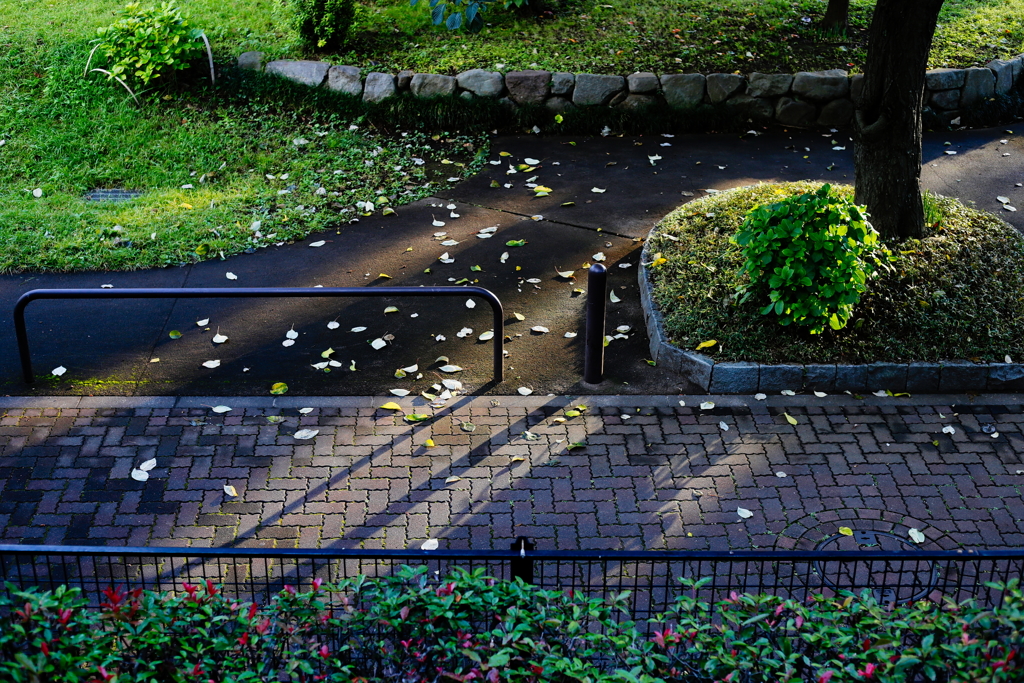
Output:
[
  {"xmin": 93, "ymin": 2, "xmax": 205, "ymax": 86},
  {"xmin": 3, "ymin": 569, "xmax": 1024, "ymax": 683},
  {"xmin": 293, "ymin": 0, "xmax": 357, "ymax": 51},
  {"xmin": 646, "ymin": 183, "xmax": 1024, "ymax": 364},
  {"xmin": 732, "ymin": 184, "xmax": 890, "ymax": 335},
  {"xmin": 409, "ymin": 0, "xmax": 528, "ymax": 33}
]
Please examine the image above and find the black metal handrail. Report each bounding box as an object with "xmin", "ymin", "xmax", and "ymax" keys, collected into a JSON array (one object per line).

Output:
[{"xmin": 13, "ymin": 286, "xmax": 504, "ymax": 384}]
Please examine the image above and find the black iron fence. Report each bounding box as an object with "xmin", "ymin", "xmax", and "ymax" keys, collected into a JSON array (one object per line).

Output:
[{"xmin": 2, "ymin": 543, "xmax": 1022, "ymax": 628}]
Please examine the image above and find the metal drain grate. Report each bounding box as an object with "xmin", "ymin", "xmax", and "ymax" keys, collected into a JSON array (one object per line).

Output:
[
  {"xmin": 813, "ymin": 530, "xmax": 938, "ymax": 603},
  {"xmin": 84, "ymin": 189, "xmax": 143, "ymax": 202}
]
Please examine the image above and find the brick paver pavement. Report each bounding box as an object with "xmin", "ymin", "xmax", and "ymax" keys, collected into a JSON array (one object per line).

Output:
[{"xmin": 2, "ymin": 395, "xmax": 1023, "ymax": 552}]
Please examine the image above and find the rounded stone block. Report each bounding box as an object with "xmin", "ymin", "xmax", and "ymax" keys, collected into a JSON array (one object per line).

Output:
[
  {"xmin": 747, "ymin": 73, "xmax": 792, "ymax": 98},
  {"xmin": 792, "ymin": 69, "xmax": 849, "ymax": 101},
  {"xmin": 660, "ymin": 73, "xmax": 705, "ymax": 109},
  {"xmin": 265, "ymin": 60, "xmax": 330, "ymax": 88},
  {"xmin": 725, "ymin": 94, "xmax": 773, "ymax": 122},
  {"xmin": 925, "ymin": 68, "xmax": 966, "ymax": 90},
  {"xmin": 987, "ymin": 59, "xmax": 1015, "ymax": 95},
  {"xmin": 573, "ymin": 74, "xmax": 625, "ymax": 106},
  {"xmin": 326, "ymin": 65, "xmax": 362, "ymax": 96},
  {"xmin": 706, "ymin": 73, "xmax": 745, "ymax": 103},
  {"xmin": 816, "ymin": 98, "xmax": 853, "ymax": 127},
  {"xmin": 505, "ymin": 70, "xmax": 551, "ymax": 105},
  {"xmin": 410, "ymin": 73, "xmax": 457, "ymax": 98},
  {"xmin": 930, "ymin": 89, "xmax": 961, "ymax": 110},
  {"xmin": 362, "ymin": 72, "xmax": 396, "ymax": 103},
  {"xmin": 960, "ymin": 67, "xmax": 995, "ymax": 107},
  {"xmin": 238, "ymin": 51, "xmax": 265, "ymax": 72},
  {"xmin": 627, "ymin": 71, "xmax": 659, "ymax": 94},
  {"xmin": 397, "ymin": 70, "xmax": 414, "ymax": 90},
  {"xmin": 774, "ymin": 97, "xmax": 816, "ymax": 127},
  {"xmin": 551, "ymin": 72, "xmax": 575, "ymax": 96},
  {"xmin": 456, "ymin": 69, "xmax": 504, "ymax": 98}
]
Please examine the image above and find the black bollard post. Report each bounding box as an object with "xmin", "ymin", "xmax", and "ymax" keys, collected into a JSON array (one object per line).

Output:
[
  {"xmin": 583, "ymin": 263, "xmax": 607, "ymax": 384},
  {"xmin": 509, "ymin": 536, "xmax": 536, "ymax": 584}
]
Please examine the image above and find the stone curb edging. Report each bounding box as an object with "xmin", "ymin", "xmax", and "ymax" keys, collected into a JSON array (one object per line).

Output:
[
  {"xmin": 638, "ymin": 211, "xmax": 1024, "ymax": 395},
  {"xmin": 240, "ymin": 52, "xmax": 1024, "ymax": 129}
]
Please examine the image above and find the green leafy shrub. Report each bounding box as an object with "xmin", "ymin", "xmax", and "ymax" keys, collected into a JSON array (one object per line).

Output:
[
  {"xmin": 293, "ymin": 0, "xmax": 356, "ymax": 50},
  {"xmin": 93, "ymin": 2, "xmax": 206, "ymax": 86},
  {"xmin": 3, "ymin": 572, "xmax": 1024, "ymax": 682},
  {"xmin": 732, "ymin": 183, "xmax": 889, "ymax": 335},
  {"xmin": 409, "ymin": 0, "xmax": 528, "ymax": 33}
]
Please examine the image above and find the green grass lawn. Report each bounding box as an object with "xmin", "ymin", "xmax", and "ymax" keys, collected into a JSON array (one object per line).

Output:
[
  {"xmin": 333, "ymin": 0, "xmax": 1024, "ymax": 75},
  {"xmin": 2, "ymin": 0, "xmax": 1021, "ymax": 273}
]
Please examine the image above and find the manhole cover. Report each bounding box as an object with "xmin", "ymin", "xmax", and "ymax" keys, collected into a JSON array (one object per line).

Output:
[
  {"xmin": 814, "ymin": 530, "xmax": 937, "ymax": 603},
  {"xmin": 84, "ymin": 189, "xmax": 143, "ymax": 202}
]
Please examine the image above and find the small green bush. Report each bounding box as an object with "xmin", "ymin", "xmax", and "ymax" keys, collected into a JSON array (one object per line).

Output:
[
  {"xmin": 732, "ymin": 183, "xmax": 890, "ymax": 335},
  {"xmin": 93, "ymin": 2, "xmax": 205, "ymax": 86},
  {"xmin": 293, "ymin": 0, "xmax": 356, "ymax": 51}
]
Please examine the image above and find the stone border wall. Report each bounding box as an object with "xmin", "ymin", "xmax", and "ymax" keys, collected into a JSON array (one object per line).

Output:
[
  {"xmin": 637, "ymin": 200, "xmax": 1024, "ymax": 395},
  {"xmin": 239, "ymin": 51, "xmax": 1024, "ymax": 128}
]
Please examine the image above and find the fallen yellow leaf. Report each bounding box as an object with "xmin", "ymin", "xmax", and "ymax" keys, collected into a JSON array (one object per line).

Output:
[
  {"xmin": 379, "ymin": 402, "xmax": 403, "ymax": 411},
  {"xmin": 838, "ymin": 526, "xmax": 854, "ymax": 536},
  {"xmin": 695, "ymin": 339, "xmax": 717, "ymax": 351},
  {"xmin": 783, "ymin": 413, "xmax": 798, "ymax": 425}
]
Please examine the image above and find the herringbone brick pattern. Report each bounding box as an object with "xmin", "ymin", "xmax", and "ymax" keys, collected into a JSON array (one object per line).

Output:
[{"xmin": 1, "ymin": 396, "xmax": 1023, "ymax": 551}]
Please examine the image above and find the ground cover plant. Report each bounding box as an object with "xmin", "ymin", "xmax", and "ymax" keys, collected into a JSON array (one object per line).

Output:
[
  {"xmin": 2, "ymin": 570, "xmax": 1023, "ymax": 682},
  {"xmin": 645, "ymin": 182, "xmax": 1024, "ymax": 364},
  {"xmin": 336, "ymin": 0, "xmax": 1023, "ymax": 76}
]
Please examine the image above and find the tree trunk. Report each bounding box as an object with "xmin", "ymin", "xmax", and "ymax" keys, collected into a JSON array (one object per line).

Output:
[
  {"xmin": 821, "ymin": 0, "xmax": 850, "ymax": 30},
  {"xmin": 853, "ymin": 0, "xmax": 944, "ymax": 242}
]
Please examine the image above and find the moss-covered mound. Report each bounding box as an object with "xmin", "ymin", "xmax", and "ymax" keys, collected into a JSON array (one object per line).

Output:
[{"xmin": 645, "ymin": 182, "xmax": 1024, "ymax": 364}]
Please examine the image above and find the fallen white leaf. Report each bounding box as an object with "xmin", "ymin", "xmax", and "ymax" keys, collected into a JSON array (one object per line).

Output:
[
  {"xmin": 466, "ymin": 299, "xmax": 476, "ymax": 309},
  {"xmin": 873, "ymin": 390, "xmax": 887, "ymax": 397},
  {"xmin": 223, "ymin": 484, "xmax": 237, "ymax": 497},
  {"xmin": 564, "ymin": 332, "xmax": 578, "ymax": 338},
  {"xmin": 390, "ymin": 389, "xmax": 410, "ymax": 397},
  {"xmin": 737, "ymin": 507, "xmax": 754, "ymax": 519},
  {"xmin": 700, "ymin": 401, "xmax": 715, "ymax": 410},
  {"xmin": 776, "ymin": 471, "xmax": 788, "ymax": 478},
  {"xmin": 754, "ymin": 393, "xmax": 767, "ymax": 400},
  {"xmin": 371, "ymin": 338, "xmax": 387, "ymax": 350},
  {"xmin": 421, "ymin": 539, "xmax": 439, "ymax": 550},
  {"xmin": 781, "ymin": 390, "xmax": 795, "ymax": 396},
  {"xmin": 942, "ymin": 425, "xmax": 956, "ymax": 435},
  {"xmin": 202, "ymin": 360, "xmax": 221, "ymax": 368},
  {"xmin": 591, "ymin": 187, "xmax": 606, "ymax": 193},
  {"xmin": 309, "ymin": 240, "xmax": 326, "ymax": 248},
  {"xmin": 813, "ymin": 391, "xmax": 827, "ymax": 397},
  {"xmin": 908, "ymin": 528, "xmax": 926, "ymax": 544},
  {"xmin": 719, "ymin": 421, "xmax": 729, "ymax": 431},
  {"xmin": 616, "ymin": 325, "xmax": 630, "ymax": 333},
  {"xmin": 478, "ymin": 330, "xmax": 494, "ymax": 341},
  {"xmin": 442, "ymin": 379, "xmax": 462, "ymax": 390},
  {"xmin": 211, "ymin": 405, "xmax": 231, "ymax": 413},
  {"xmin": 609, "ymin": 291, "xmax": 621, "ymax": 303},
  {"xmin": 439, "ymin": 364, "xmax": 463, "ymax": 373},
  {"xmin": 518, "ymin": 387, "xmax": 533, "ymax": 395},
  {"xmin": 593, "ymin": 252, "xmax": 606, "ymax": 261},
  {"xmin": 351, "ymin": 326, "xmax": 367, "ymax": 332},
  {"xmin": 282, "ymin": 339, "xmax": 295, "ymax": 347},
  {"xmin": 403, "ymin": 364, "xmax": 419, "ymax": 372},
  {"xmin": 32, "ymin": 188, "xmax": 44, "ymax": 198},
  {"xmin": 130, "ymin": 468, "xmax": 149, "ymax": 482},
  {"xmin": 432, "ymin": 220, "xmax": 445, "ymax": 227},
  {"xmin": 299, "ymin": 407, "xmax": 314, "ymax": 414},
  {"xmin": 52, "ymin": 366, "xmax": 67, "ymax": 377},
  {"xmin": 212, "ymin": 333, "xmax": 228, "ymax": 344},
  {"xmin": 524, "ymin": 157, "xmax": 540, "ymax": 165},
  {"xmin": 293, "ymin": 429, "xmax": 319, "ymax": 440},
  {"xmin": 286, "ymin": 327, "xmax": 299, "ymax": 340},
  {"xmin": 531, "ymin": 326, "xmax": 549, "ymax": 333},
  {"xmin": 197, "ymin": 318, "xmax": 210, "ymax": 327},
  {"xmin": 226, "ymin": 272, "xmax": 238, "ymax": 280}
]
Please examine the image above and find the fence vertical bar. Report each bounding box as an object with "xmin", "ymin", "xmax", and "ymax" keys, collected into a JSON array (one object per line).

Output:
[
  {"xmin": 509, "ymin": 537, "xmax": 535, "ymax": 584},
  {"xmin": 583, "ymin": 264, "xmax": 607, "ymax": 384}
]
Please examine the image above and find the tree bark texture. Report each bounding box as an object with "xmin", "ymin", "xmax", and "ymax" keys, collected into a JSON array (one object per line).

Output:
[
  {"xmin": 821, "ymin": 0, "xmax": 850, "ymax": 30},
  {"xmin": 853, "ymin": 0, "xmax": 944, "ymax": 242}
]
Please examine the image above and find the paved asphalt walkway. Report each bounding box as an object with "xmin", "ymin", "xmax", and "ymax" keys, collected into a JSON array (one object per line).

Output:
[
  {"xmin": 1, "ymin": 126, "xmax": 1022, "ymax": 397},
  {"xmin": 2, "ymin": 394, "xmax": 1022, "ymax": 552}
]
